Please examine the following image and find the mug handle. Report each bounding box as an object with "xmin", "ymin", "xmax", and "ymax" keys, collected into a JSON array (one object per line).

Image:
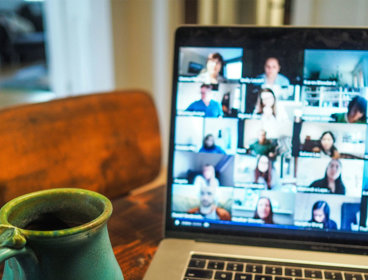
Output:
[
  {"xmin": 0, "ymin": 225, "xmax": 41, "ymax": 279},
  {"xmin": 0, "ymin": 225, "xmax": 27, "ymax": 262}
]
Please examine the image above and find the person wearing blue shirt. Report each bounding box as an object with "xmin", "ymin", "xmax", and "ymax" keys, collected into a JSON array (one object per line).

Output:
[
  {"xmin": 257, "ymin": 57, "xmax": 290, "ymax": 87},
  {"xmin": 199, "ymin": 134, "xmax": 226, "ymax": 154},
  {"xmin": 186, "ymin": 84, "xmax": 223, "ymax": 117},
  {"xmin": 256, "ymin": 57, "xmax": 292, "ymax": 100}
]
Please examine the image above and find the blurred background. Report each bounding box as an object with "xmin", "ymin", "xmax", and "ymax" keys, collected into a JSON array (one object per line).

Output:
[{"xmin": 1, "ymin": 0, "xmax": 368, "ymax": 166}]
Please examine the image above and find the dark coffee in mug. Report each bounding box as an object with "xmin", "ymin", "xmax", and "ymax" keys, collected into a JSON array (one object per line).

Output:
[
  {"xmin": 24, "ymin": 211, "xmax": 92, "ymax": 231},
  {"xmin": 5, "ymin": 191, "xmax": 104, "ymax": 232}
]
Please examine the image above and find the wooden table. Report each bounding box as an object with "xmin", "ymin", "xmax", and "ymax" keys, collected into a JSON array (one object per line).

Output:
[{"xmin": 109, "ymin": 184, "xmax": 165, "ymax": 279}]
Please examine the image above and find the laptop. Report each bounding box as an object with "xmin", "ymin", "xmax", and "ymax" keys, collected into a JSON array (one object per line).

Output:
[{"xmin": 144, "ymin": 26, "xmax": 368, "ymax": 280}]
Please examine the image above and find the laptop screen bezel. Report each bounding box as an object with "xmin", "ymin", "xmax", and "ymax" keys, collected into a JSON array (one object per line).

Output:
[{"xmin": 165, "ymin": 25, "xmax": 368, "ymax": 252}]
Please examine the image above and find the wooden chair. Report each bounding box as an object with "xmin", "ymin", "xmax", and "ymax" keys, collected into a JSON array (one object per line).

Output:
[{"xmin": 0, "ymin": 90, "xmax": 161, "ymax": 205}]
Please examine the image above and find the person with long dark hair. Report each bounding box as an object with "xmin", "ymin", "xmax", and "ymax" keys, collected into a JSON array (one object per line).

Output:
[
  {"xmin": 312, "ymin": 131, "xmax": 340, "ymax": 158},
  {"xmin": 254, "ymin": 88, "xmax": 277, "ymax": 117},
  {"xmin": 310, "ymin": 201, "xmax": 337, "ymax": 229},
  {"xmin": 253, "ymin": 88, "xmax": 289, "ymax": 138},
  {"xmin": 308, "ymin": 159, "xmax": 346, "ymax": 194},
  {"xmin": 254, "ymin": 197, "xmax": 274, "ymax": 224},
  {"xmin": 254, "ymin": 155, "xmax": 280, "ymax": 190}
]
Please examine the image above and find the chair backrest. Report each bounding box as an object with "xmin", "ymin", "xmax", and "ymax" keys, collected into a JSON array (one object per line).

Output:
[{"xmin": 0, "ymin": 90, "xmax": 161, "ymax": 205}]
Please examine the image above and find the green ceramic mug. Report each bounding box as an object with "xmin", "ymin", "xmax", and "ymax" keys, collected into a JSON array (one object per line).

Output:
[{"xmin": 0, "ymin": 188, "xmax": 124, "ymax": 280}]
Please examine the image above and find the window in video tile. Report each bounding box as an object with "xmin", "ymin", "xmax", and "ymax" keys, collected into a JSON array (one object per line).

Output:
[{"xmin": 302, "ymin": 49, "xmax": 368, "ymax": 121}]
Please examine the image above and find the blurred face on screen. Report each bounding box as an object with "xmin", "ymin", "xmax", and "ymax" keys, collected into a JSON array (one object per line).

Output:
[
  {"xmin": 203, "ymin": 165, "xmax": 215, "ymax": 181},
  {"xmin": 258, "ymin": 130, "xmax": 267, "ymax": 144},
  {"xmin": 326, "ymin": 159, "xmax": 341, "ymax": 180},
  {"xmin": 257, "ymin": 198, "xmax": 271, "ymax": 220},
  {"xmin": 321, "ymin": 133, "xmax": 334, "ymax": 151},
  {"xmin": 257, "ymin": 156, "xmax": 269, "ymax": 173},
  {"xmin": 348, "ymin": 106, "xmax": 364, "ymax": 123},
  {"xmin": 261, "ymin": 91, "xmax": 275, "ymax": 108},
  {"xmin": 200, "ymin": 86, "xmax": 212, "ymax": 105},
  {"xmin": 264, "ymin": 58, "xmax": 280, "ymax": 79},
  {"xmin": 313, "ymin": 207, "xmax": 326, "ymax": 223},
  {"xmin": 207, "ymin": 58, "xmax": 222, "ymax": 77},
  {"xmin": 204, "ymin": 135, "xmax": 215, "ymax": 148},
  {"xmin": 200, "ymin": 186, "xmax": 216, "ymax": 208}
]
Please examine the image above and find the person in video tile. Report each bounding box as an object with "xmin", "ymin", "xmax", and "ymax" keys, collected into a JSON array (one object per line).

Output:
[
  {"xmin": 188, "ymin": 166, "xmax": 230, "ymax": 220},
  {"xmin": 331, "ymin": 96, "xmax": 367, "ymax": 123},
  {"xmin": 195, "ymin": 52, "xmax": 226, "ymax": 85},
  {"xmin": 221, "ymin": 92, "xmax": 238, "ymax": 117},
  {"xmin": 254, "ymin": 88, "xmax": 277, "ymax": 117},
  {"xmin": 253, "ymin": 88, "xmax": 289, "ymax": 135},
  {"xmin": 310, "ymin": 201, "xmax": 337, "ymax": 230},
  {"xmin": 186, "ymin": 84, "xmax": 223, "ymax": 117},
  {"xmin": 312, "ymin": 131, "xmax": 340, "ymax": 159},
  {"xmin": 253, "ymin": 197, "xmax": 274, "ymax": 224},
  {"xmin": 199, "ymin": 134, "xmax": 226, "ymax": 154},
  {"xmin": 193, "ymin": 164, "xmax": 220, "ymax": 189},
  {"xmin": 248, "ymin": 129, "xmax": 276, "ymax": 158},
  {"xmin": 253, "ymin": 88, "xmax": 279, "ymax": 138},
  {"xmin": 257, "ymin": 57, "xmax": 290, "ymax": 87},
  {"xmin": 308, "ymin": 159, "xmax": 346, "ymax": 194},
  {"xmin": 254, "ymin": 155, "xmax": 280, "ymax": 190}
]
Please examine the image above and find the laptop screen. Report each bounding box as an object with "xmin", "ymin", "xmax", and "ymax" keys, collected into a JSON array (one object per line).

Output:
[{"xmin": 166, "ymin": 26, "xmax": 368, "ymax": 246}]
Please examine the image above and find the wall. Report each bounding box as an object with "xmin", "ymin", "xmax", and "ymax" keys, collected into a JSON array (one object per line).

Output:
[
  {"xmin": 291, "ymin": 0, "xmax": 368, "ymax": 26},
  {"xmin": 111, "ymin": 0, "xmax": 153, "ymax": 93},
  {"xmin": 111, "ymin": 0, "xmax": 184, "ymax": 166}
]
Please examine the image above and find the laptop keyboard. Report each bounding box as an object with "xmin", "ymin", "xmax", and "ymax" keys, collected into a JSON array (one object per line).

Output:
[{"xmin": 184, "ymin": 254, "xmax": 368, "ymax": 280}]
